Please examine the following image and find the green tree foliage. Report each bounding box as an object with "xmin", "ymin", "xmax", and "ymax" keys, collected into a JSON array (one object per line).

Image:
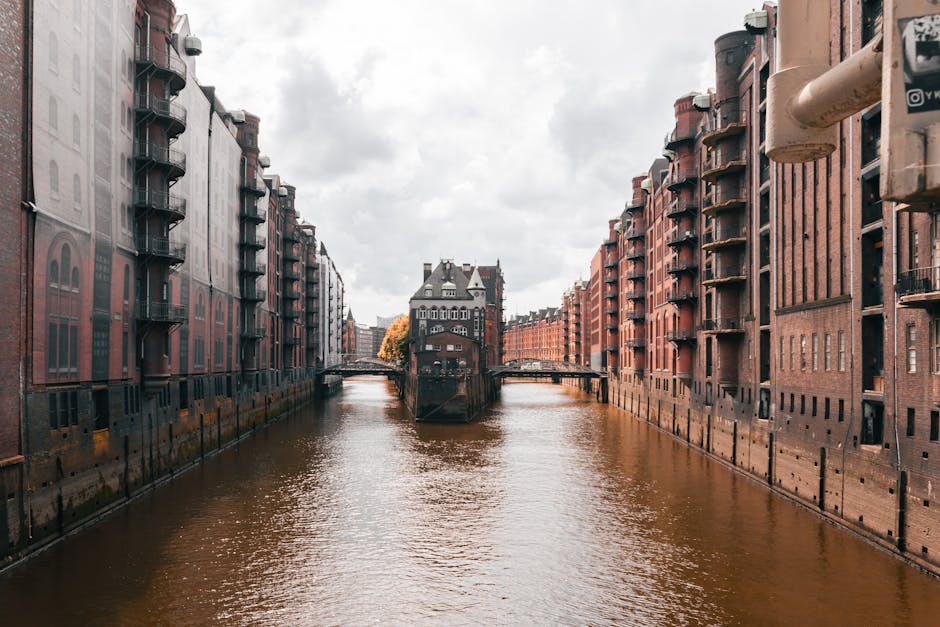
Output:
[{"xmin": 378, "ymin": 315, "xmax": 410, "ymax": 363}]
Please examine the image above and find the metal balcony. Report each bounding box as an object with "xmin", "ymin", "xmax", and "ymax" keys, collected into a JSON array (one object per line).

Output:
[
  {"xmin": 624, "ymin": 227, "xmax": 645, "ymax": 241},
  {"xmin": 897, "ymin": 266, "xmax": 940, "ymax": 308},
  {"xmin": 283, "ymin": 307, "xmax": 300, "ymax": 319},
  {"xmin": 702, "ymin": 188, "xmax": 747, "ymax": 217},
  {"xmin": 702, "ymin": 226, "xmax": 747, "ymax": 251},
  {"xmin": 135, "ymin": 44, "xmax": 187, "ymax": 93},
  {"xmin": 134, "ymin": 93, "xmax": 186, "ymax": 136},
  {"xmin": 624, "ymin": 338, "xmax": 646, "ymax": 349},
  {"xmin": 624, "ymin": 311, "xmax": 645, "ymax": 321},
  {"xmin": 134, "ymin": 141, "xmax": 186, "ymax": 179},
  {"xmin": 283, "ymin": 247, "xmax": 300, "ymax": 262},
  {"xmin": 283, "ymin": 287, "xmax": 301, "ymax": 300},
  {"xmin": 664, "ymin": 128, "xmax": 697, "ymax": 151},
  {"xmin": 666, "ymin": 258, "xmax": 698, "ymax": 275},
  {"xmin": 239, "ymin": 203, "xmax": 267, "ymax": 223},
  {"xmin": 241, "ymin": 327, "xmax": 266, "ymax": 340},
  {"xmin": 625, "ymin": 268, "xmax": 645, "ymax": 281},
  {"xmin": 132, "ymin": 187, "xmax": 186, "ymax": 222},
  {"xmin": 625, "ymin": 248, "xmax": 645, "ymax": 261},
  {"xmin": 666, "ymin": 228, "xmax": 697, "ymax": 247},
  {"xmin": 135, "ymin": 235, "xmax": 186, "ymax": 265},
  {"xmin": 241, "ymin": 177, "xmax": 267, "ymax": 197},
  {"xmin": 666, "ymin": 329, "xmax": 696, "ymax": 344},
  {"xmin": 702, "ymin": 266, "xmax": 747, "ymax": 287},
  {"xmin": 702, "ymin": 158, "xmax": 746, "ymax": 184},
  {"xmin": 283, "ymin": 229, "xmax": 301, "ymax": 243},
  {"xmin": 700, "ymin": 318, "xmax": 746, "ymax": 335},
  {"xmin": 701, "ymin": 121, "xmax": 746, "ymax": 148},
  {"xmin": 604, "ymin": 276, "xmax": 618, "ymax": 285},
  {"xmin": 240, "ymin": 233, "xmax": 266, "ymax": 249},
  {"xmin": 666, "ymin": 170, "xmax": 698, "ymax": 192},
  {"xmin": 240, "ymin": 259, "xmax": 266, "ymax": 276},
  {"xmin": 625, "ymin": 290, "xmax": 645, "ymax": 301},
  {"xmin": 666, "ymin": 202, "xmax": 697, "ymax": 220},
  {"xmin": 136, "ymin": 300, "xmax": 186, "ymax": 324},
  {"xmin": 283, "ymin": 267, "xmax": 301, "ymax": 281},
  {"xmin": 242, "ymin": 284, "xmax": 266, "ymax": 302},
  {"xmin": 665, "ymin": 289, "xmax": 697, "ymax": 303}
]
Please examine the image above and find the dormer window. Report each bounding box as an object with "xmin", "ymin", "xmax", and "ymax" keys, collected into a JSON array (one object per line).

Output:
[
  {"xmin": 424, "ymin": 287, "xmax": 432, "ymax": 297},
  {"xmin": 443, "ymin": 289, "xmax": 455, "ymax": 297}
]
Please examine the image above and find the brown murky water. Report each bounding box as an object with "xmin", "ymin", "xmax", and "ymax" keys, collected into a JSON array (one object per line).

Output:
[{"xmin": 2, "ymin": 379, "xmax": 939, "ymax": 625}]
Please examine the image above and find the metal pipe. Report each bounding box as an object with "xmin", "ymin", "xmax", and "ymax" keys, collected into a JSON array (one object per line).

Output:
[{"xmin": 792, "ymin": 35, "xmax": 883, "ymax": 129}]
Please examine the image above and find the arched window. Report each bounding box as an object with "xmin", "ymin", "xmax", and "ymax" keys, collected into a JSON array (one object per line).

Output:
[
  {"xmin": 49, "ymin": 160, "xmax": 59, "ymax": 194},
  {"xmin": 72, "ymin": 114, "xmax": 80, "ymax": 147},
  {"xmin": 73, "ymin": 174, "xmax": 81, "ymax": 206},
  {"xmin": 49, "ymin": 96, "xmax": 57, "ymax": 131},
  {"xmin": 123, "ymin": 265, "xmax": 129, "ymax": 304},
  {"xmin": 49, "ymin": 32, "xmax": 58, "ymax": 71},
  {"xmin": 49, "ymin": 260, "xmax": 59, "ymax": 285},
  {"xmin": 60, "ymin": 244, "xmax": 71, "ymax": 289},
  {"xmin": 72, "ymin": 54, "xmax": 80, "ymax": 90},
  {"xmin": 71, "ymin": 267, "xmax": 79, "ymax": 292}
]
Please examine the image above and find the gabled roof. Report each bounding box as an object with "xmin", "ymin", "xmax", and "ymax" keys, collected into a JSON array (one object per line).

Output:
[{"xmin": 411, "ymin": 260, "xmax": 474, "ymax": 300}]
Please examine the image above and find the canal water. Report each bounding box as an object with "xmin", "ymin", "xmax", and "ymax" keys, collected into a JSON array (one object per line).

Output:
[{"xmin": 2, "ymin": 379, "xmax": 939, "ymax": 625}]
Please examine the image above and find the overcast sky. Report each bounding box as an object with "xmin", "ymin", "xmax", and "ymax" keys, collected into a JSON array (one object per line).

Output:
[{"xmin": 182, "ymin": 0, "xmax": 758, "ymax": 325}]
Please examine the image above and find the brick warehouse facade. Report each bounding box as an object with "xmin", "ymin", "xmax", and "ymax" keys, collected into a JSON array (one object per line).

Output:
[
  {"xmin": 503, "ymin": 2, "xmax": 940, "ymax": 576},
  {"xmin": 0, "ymin": 0, "xmax": 347, "ymax": 564}
]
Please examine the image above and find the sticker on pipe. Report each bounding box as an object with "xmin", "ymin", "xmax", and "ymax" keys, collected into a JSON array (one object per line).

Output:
[{"xmin": 901, "ymin": 13, "xmax": 940, "ymax": 112}]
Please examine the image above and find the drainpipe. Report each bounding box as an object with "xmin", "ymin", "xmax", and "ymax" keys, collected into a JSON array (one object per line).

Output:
[{"xmin": 21, "ymin": 0, "xmax": 34, "ymax": 542}]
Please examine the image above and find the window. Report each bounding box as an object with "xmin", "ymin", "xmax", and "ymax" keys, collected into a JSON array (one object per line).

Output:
[
  {"xmin": 800, "ymin": 335, "xmax": 807, "ymax": 370},
  {"xmin": 450, "ymin": 309, "xmax": 459, "ymax": 320},
  {"xmin": 908, "ymin": 324, "xmax": 917, "ymax": 373},
  {"xmin": 424, "ymin": 288, "xmax": 432, "ymax": 297},
  {"xmin": 123, "ymin": 265, "xmax": 130, "ymax": 304},
  {"xmin": 824, "ymin": 333, "xmax": 832, "ymax": 371},
  {"xmin": 72, "ymin": 54, "xmax": 80, "ymax": 91},
  {"xmin": 122, "ymin": 331, "xmax": 128, "ymax": 372},
  {"xmin": 49, "ymin": 160, "xmax": 59, "ymax": 194},
  {"xmin": 72, "ymin": 114, "xmax": 80, "ymax": 147},
  {"xmin": 49, "ymin": 31, "xmax": 58, "ymax": 72},
  {"xmin": 430, "ymin": 309, "xmax": 438, "ymax": 320},
  {"xmin": 812, "ymin": 334, "xmax": 818, "ymax": 371},
  {"xmin": 838, "ymin": 331, "xmax": 846, "ymax": 371},
  {"xmin": 779, "ymin": 336, "xmax": 785, "ymax": 370},
  {"xmin": 454, "ymin": 326, "xmax": 468, "ymax": 336},
  {"xmin": 907, "ymin": 408, "xmax": 916, "ymax": 437},
  {"xmin": 49, "ymin": 96, "xmax": 58, "ymax": 131},
  {"xmin": 73, "ymin": 174, "xmax": 81, "ymax": 207},
  {"xmin": 931, "ymin": 411, "xmax": 939, "ymax": 442},
  {"xmin": 424, "ymin": 344, "xmax": 433, "ymax": 351},
  {"xmin": 443, "ymin": 289, "xmax": 456, "ymax": 297},
  {"xmin": 417, "ymin": 308, "xmax": 427, "ymax": 319},
  {"xmin": 430, "ymin": 325, "xmax": 444, "ymax": 334},
  {"xmin": 460, "ymin": 309, "xmax": 469, "ymax": 320},
  {"xmin": 789, "ymin": 336, "xmax": 794, "ymax": 370},
  {"xmin": 934, "ymin": 318, "xmax": 940, "ymax": 373}
]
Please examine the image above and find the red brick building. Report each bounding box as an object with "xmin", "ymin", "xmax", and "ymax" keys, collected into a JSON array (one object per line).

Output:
[
  {"xmin": 1, "ymin": 0, "xmax": 347, "ymax": 563},
  {"xmin": 505, "ymin": 2, "xmax": 940, "ymax": 575}
]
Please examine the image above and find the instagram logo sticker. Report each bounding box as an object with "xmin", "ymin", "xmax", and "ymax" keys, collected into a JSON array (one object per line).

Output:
[{"xmin": 907, "ymin": 88, "xmax": 926, "ymax": 108}]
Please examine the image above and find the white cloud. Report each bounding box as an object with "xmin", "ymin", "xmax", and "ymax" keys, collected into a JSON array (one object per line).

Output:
[{"xmin": 181, "ymin": 0, "xmax": 758, "ymax": 325}]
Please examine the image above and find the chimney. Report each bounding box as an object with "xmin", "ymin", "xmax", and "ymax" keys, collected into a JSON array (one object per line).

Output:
[
  {"xmin": 462, "ymin": 263, "xmax": 470, "ymax": 274},
  {"xmin": 423, "ymin": 263, "xmax": 432, "ymax": 281}
]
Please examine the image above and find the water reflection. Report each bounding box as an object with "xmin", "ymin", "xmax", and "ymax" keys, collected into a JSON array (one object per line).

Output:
[{"xmin": 1, "ymin": 379, "xmax": 938, "ymax": 625}]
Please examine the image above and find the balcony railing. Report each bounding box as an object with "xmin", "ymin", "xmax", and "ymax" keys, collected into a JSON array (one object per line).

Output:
[
  {"xmin": 240, "ymin": 203, "xmax": 267, "ymax": 223},
  {"xmin": 284, "ymin": 229, "xmax": 301, "ymax": 243},
  {"xmin": 666, "ymin": 329, "xmax": 696, "ymax": 343},
  {"xmin": 702, "ymin": 158, "xmax": 746, "ymax": 183},
  {"xmin": 625, "ymin": 268, "xmax": 645, "ymax": 280},
  {"xmin": 283, "ymin": 307, "xmax": 300, "ymax": 319},
  {"xmin": 665, "ymin": 289, "xmax": 697, "ymax": 303},
  {"xmin": 624, "ymin": 227, "xmax": 645, "ymax": 240},
  {"xmin": 135, "ymin": 44, "xmax": 187, "ymax": 92},
  {"xmin": 666, "ymin": 169, "xmax": 698, "ymax": 192},
  {"xmin": 666, "ymin": 202, "xmax": 696, "ymax": 220},
  {"xmin": 241, "ymin": 327, "xmax": 266, "ymax": 340},
  {"xmin": 700, "ymin": 318, "xmax": 746, "ymax": 334},
  {"xmin": 665, "ymin": 258, "xmax": 698, "ymax": 274},
  {"xmin": 604, "ymin": 344, "xmax": 619, "ymax": 352},
  {"xmin": 240, "ymin": 233, "xmax": 266, "ymax": 249},
  {"xmin": 625, "ymin": 248, "xmax": 645, "ymax": 261},
  {"xmin": 283, "ymin": 287, "xmax": 301, "ymax": 300},
  {"xmin": 664, "ymin": 128, "xmax": 697, "ymax": 151},
  {"xmin": 666, "ymin": 228, "xmax": 697, "ymax": 247},
  {"xmin": 135, "ymin": 235, "xmax": 186, "ymax": 264},
  {"xmin": 283, "ymin": 268, "xmax": 301, "ymax": 281},
  {"xmin": 702, "ymin": 225, "xmax": 747, "ymax": 249},
  {"xmin": 604, "ymin": 276, "xmax": 618, "ymax": 285},
  {"xmin": 897, "ymin": 266, "xmax": 940, "ymax": 304},
  {"xmin": 625, "ymin": 289, "xmax": 645, "ymax": 301},
  {"xmin": 702, "ymin": 266, "xmax": 747, "ymax": 285},
  {"xmin": 134, "ymin": 140, "xmax": 186, "ymax": 177},
  {"xmin": 240, "ymin": 259, "xmax": 266, "ymax": 276},
  {"xmin": 136, "ymin": 300, "xmax": 186, "ymax": 323},
  {"xmin": 624, "ymin": 338, "xmax": 646, "ymax": 349},
  {"xmin": 134, "ymin": 93, "xmax": 186, "ymax": 133},
  {"xmin": 241, "ymin": 177, "xmax": 267, "ymax": 197},
  {"xmin": 132, "ymin": 187, "xmax": 186, "ymax": 221},
  {"xmin": 624, "ymin": 311, "xmax": 645, "ymax": 321},
  {"xmin": 703, "ymin": 187, "xmax": 747, "ymax": 216},
  {"xmin": 701, "ymin": 121, "xmax": 746, "ymax": 147},
  {"xmin": 283, "ymin": 247, "xmax": 300, "ymax": 262},
  {"xmin": 242, "ymin": 285, "xmax": 266, "ymax": 302}
]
